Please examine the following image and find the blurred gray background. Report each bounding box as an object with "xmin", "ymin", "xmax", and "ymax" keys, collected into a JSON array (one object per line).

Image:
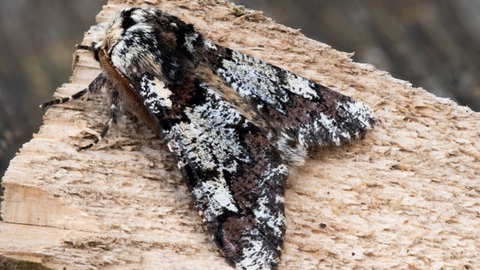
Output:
[{"xmin": 1, "ymin": 0, "xmax": 480, "ymax": 179}]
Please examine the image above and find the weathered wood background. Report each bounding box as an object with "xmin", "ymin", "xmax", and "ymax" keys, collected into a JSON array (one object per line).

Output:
[{"xmin": 1, "ymin": 0, "xmax": 479, "ymax": 269}]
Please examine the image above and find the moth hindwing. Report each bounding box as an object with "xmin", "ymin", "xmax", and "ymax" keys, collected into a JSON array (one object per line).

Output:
[{"xmin": 41, "ymin": 7, "xmax": 375, "ymax": 270}]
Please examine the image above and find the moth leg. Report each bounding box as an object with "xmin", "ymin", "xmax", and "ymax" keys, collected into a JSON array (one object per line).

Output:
[
  {"xmin": 39, "ymin": 88, "xmax": 88, "ymax": 110},
  {"xmin": 39, "ymin": 72, "xmax": 107, "ymax": 110},
  {"xmin": 79, "ymin": 89, "xmax": 119, "ymax": 150},
  {"xmin": 76, "ymin": 44, "xmax": 92, "ymax": 51}
]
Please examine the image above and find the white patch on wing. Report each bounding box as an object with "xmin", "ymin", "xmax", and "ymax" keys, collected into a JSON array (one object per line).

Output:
[
  {"xmin": 285, "ymin": 73, "xmax": 318, "ymax": 100},
  {"xmin": 192, "ymin": 177, "xmax": 239, "ymax": 218},
  {"xmin": 140, "ymin": 76, "xmax": 172, "ymax": 109},
  {"xmin": 151, "ymin": 77, "xmax": 172, "ymax": 107},
  {"xmin": 219, "ymin": 51, "xmax": 288, "ymax": 113},
  {"xmin": 204, "ymin": 40, "xmax": 217, "ymax": 51},
  {"xmin": 252, "ymin": 164, "xmax": 288, "ymax": 240},
  {"xmin": 254, "ymin": 196, "xmax": 285, "ymax": 238},
  {"xmin": 339, "ymin": 99, "xmax": 375, "ymax": 128},
  {"xmin": 237, "ymin": 239, "xmax": 277, "ymax": 270},
  {"xmin": 317, "ymin": 113, "xmax": 343, "ymax": 145}
]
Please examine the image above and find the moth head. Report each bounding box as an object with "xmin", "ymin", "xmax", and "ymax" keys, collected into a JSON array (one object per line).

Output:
[
  {"xmin": 89, "ymin": 8, "xmax": 201, "ymax": 83},
  {"xmin": 90, "ymin": 9, "xmax": 130, "ymax": 59},
  {"xmin": 89, "ymin": 22, "xmax": 108, "ymax": 61}
]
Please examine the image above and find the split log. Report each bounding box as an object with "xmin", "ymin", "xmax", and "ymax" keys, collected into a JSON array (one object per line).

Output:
[{"xmin": 2, "ymin": 0, "xmax": 479, "ymax": 269}]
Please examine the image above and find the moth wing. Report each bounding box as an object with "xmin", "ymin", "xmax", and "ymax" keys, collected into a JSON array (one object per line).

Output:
[
  {"xmin": 139, "ymin": 75, "xmax": 288, "ymax": 270},
  {"xmin": 213, "ymin": 45, "xmax": 375, "ymax": 150}
]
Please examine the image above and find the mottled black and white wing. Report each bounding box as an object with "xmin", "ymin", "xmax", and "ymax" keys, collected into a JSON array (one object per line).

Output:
[
  {"xmin": 140, "ymin": 74, "xmax": 289, "ymax": 269},
  {"xmin": 208, "ymin": 44, "xmax": 375, "ymax": 162}
]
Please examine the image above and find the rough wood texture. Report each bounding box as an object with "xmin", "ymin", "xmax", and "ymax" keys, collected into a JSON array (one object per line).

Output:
[{"xmin": 2, "ymin": 0, "xmax": 479, "ymax": 269}]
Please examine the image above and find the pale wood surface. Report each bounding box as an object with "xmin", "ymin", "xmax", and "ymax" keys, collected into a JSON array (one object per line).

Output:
[{"xmin": 2, "ymin": 0, "xmax": 480, "ymax": 269}]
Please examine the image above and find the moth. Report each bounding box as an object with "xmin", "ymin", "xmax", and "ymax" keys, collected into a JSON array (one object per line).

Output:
[{"xmin": 41, "ymin": 7, "xmax": 375, "ymax": 270}]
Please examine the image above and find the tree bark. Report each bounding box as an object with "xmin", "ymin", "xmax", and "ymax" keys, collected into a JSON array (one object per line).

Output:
[{"xmin": 2, "ymin": 0, "xmax": 479, "ymax": 269}]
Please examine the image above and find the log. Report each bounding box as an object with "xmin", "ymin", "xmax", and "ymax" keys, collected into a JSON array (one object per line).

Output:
[{"xmin": 2, "ymin": 0, "xmax": 479, "ymax": 269}]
